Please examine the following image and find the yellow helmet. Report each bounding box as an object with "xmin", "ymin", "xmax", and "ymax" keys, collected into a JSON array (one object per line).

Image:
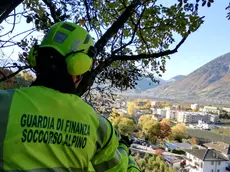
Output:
[{"xmin": 28, "ymin": 21, "xmax": 97, "ymax": 76}]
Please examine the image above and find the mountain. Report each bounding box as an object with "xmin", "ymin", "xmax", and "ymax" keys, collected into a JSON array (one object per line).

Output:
[
  {"xmin": 93, "ymin": 74, "xmax": 185, "ymax": 94},
  {"xmin": 143, "ymin": 52, "xmax": 230, "ymax": 105},
  {"xmin": 168, "ymin": 75, "xmax": 185, "ymax": 82},
  {"xmin": 134, "ymin": 77, "xmax": 167, "ymax": 92},
  {"xmin": 122, "ymin": 75, "xmax": 185, "ymax": 95}
]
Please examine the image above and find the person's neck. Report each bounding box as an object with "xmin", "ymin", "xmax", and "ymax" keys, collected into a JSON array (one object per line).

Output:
[{"xmin": 31, "ymin": 77, "xmax": 76, "ymax": 94}]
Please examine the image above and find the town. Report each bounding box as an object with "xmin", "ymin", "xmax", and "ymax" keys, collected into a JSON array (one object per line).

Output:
[{"xmin": 91, "ymin": 95, "xmax": 230, "ymax": 172}]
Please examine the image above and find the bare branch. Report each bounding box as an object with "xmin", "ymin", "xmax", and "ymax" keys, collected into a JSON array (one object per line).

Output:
[
  {"xmin": 0, "ymin": 44, "xmax": 17, "ymax": 48},
  {"xmin": 0, "ymin": 70, "xmax": 6, "ymax": 78},
  {"xmin": 11, "ymin": 9, "xmax": 16, "ymax": 33},
  {"xmin": 42, "ymin": 0, "xmax": 60, "ymax": 22},
  {"xmin": 138, "ymin": 21, "xmax": 151, "ymax": 54},
  {"xmin": 83, "ymin": 0, "xmax": 92, "ymax": 27},
  {"xmin": 0, "ymin": 0, "xmax": 23, "ymax": 24},
  {"xmin": 7, "ymin": 11, "xmax": 28, "ymax": 17},
  {"xmin": 0, "ymin": 9, "xmax": 17, "ymax": 38},
  {"xmin": 112, "ymin": 7, "xmax": 145, "ymax": 55},
  {"xmin": 111, "ymin": 16, "xmax": 205, "ymax": 61},
  {"xmin": 94, "ymin": 1, "xmax": 140, "ymax": 53},
  {"xmin": 0, "ymin": 65, "xmax": 30, "ymax": 82},
  {"xmin": 111, "ymin": 31, "xmax": 191, "ymax": 61},
  {"xmin": 111, "ymin": 35, "xmax": 120, "ymax": 52},
  {"xmin": 0, "ymin": 28, "xmax": 35, "ymax": 48}
]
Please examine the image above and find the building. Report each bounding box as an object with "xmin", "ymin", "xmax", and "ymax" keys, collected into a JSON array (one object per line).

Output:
[
  {"xmin": 210, "ymin": 115, "xmax": 219, "ymax": 123},
  {"xmin": 203, "ymin": 106, "xmax": 220, "ymax": 115},
  {"xmin": 166, "ymin": 110, "xmax": 177, "ymax": 119},
  {"xmin": 184, "ymin": 149, "xmax": 229, "ymax": 172},
  {"xmin": 177, "ymin": 112, "xmax": 219, "ymax": 124},
  {"xmin": 152, "ymin": 114, "xmax": 164, "ymax": 121},
  {"xmin": 165, "ymin": 142, "xmax": 192, "ymax": 151},
  {"xmin": 191, "ymin": 104, "xmax": 199, "ymax": 110},
  {"xmin": 204, "ymin": 141, "xmax": 230, "ymax": 160},
  {"xmin": 177, "ymin": 111, "xmax": 186, "ymax": 123},
  {"xmin": 197, "ymin": 120, "xmax": 212, "ymax": 130},
  {"xmin": 150, "ymin": 101, "xmax": 156, "ymax": 107},
  {"xmin": 177, "ymin": 112, "xmax": 203, "ymax": 123},
  {"xmin": 156, "ymin": 108, "xmax": 167, "ymax": 117},
  {"xmin": 223, "ymin": 107, "xmax": 230, "ymax": 113},
  {"xmin": 163, "ymin": 155, "xmax": 182, "ymax": 168}
]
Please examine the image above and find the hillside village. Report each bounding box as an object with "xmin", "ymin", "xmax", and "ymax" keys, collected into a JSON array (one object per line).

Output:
[{"xmin": 92, "ymin": 96, "xmax": 230, "ymax": 172}]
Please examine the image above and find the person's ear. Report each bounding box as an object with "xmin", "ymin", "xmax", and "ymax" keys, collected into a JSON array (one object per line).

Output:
[
  {"xmin": 75, "ymin": 75, "xmax": 82, "ymax": 83},
  {"xmin": 72, "ymin": 75, "xmax": 83, "ymax": 88}
]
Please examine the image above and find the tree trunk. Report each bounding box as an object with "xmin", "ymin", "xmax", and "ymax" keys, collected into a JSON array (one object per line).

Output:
[
  {"xmin": 0, "ymin": 0, "xmax": 23, "ymax": 24},
  {"xmin": 75, "ymin": 70, "xmax": 97, "ymax": 97}
]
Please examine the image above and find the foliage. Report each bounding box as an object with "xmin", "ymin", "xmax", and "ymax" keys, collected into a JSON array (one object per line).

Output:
[
  {"xmin": 158, "ymin": 102, "xmax": 173, "ymax": 109},
  {"xmin": 189, "ymin": 137, "xmax": 197, "ymax": 145},
  {"xmin": 140, "ymin": 116, "xmax": 171, "ymax": 143},
  {"xmin": 145, "ymin": 122, "xmax": 161, "ymax": 144},
  {"xmin": 0, "ymin": 68, "xmax": 15, "ymax": 89},
  {"xmin": 138, "ymin": 114, "xmax": 153, "ymax": 128},
  {"xmin": 137, "ymin": 115, "xmax": 173, "ymax": 143},
  {"xmin": 170, "ymin": 123, "xmax": 188, "ymax": 142},
  {"xmin": 127, "ymin": 102, "xmax": 137, "ymax": 115},
  {"xmin": 118, "ymin": 117, "xmax": 137, "ymax": 136},
  {"xmin": 170, "ymin": 149, "xmax": 185, "ymax": 155},
  {"xmin": 0, "ymin": 68, "xmax": 34, "ymax": 89},
  {"xmin": 185, "ymin": 108, "xmax": 193, "ymax": 112},
  {"xmin": 0, "ymin": 0, "xmax": 209, "ymax": 96},
  {"xmin": 161, "ymin": 118, "xmax": 171, "ymax": 127},
  {"xmin": 193, "ymin": 108, "xmax": 200, "ymax": 112},
  {"xmin": 134, "ymin": 153, "xmax": 176, "ymax": 172},
  {"xmin": 219, "ymin": 110, "xmax": 230, "ymax": 119},
  {"xmin": 135, "ymin": 130, "xmax": 144, "ymax": 139},
  {"xmin": 212, "ymin": 128, "xmax": 230, "ymax": 137},
  {"xmin": 159, "ymin": 121, "xmax": 172, "ymax": 139},
  {"xmin": 109, "ymin": 111, "xmax": 137, "ymax": 136},
  {"xmin": 227, "ymin": 2, "xmax": 230, "ymax": 20},
  {"xmin": 136, "ymin": 100, "xmax": 151, "ymax": 110}
]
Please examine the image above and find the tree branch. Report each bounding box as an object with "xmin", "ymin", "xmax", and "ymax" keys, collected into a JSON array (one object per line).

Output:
[
  {"xmin": 111, "ymin": 16, "xmax": 204, "ymax": 61},
  {"xmin": 0, "ymin": 0, "xmax": 23, "ymax": 24},
  {"xmin": 0, "ymin": 65, "xmax": 30, "ymax": 82},
  {"xmin": 42, "ymin": 0, "xmax": 60, "ymax": 23},
  {"xmin": 94, "ymin": 0, "xmax": 140, "ymax": 53},
  {"xmin": 0, "ymin": 28, "xmax": 35, "ymax": 48},
  {"xmin": 0, "ymin": 9, "xmax": 17, "ymax": 38},
  {"xmin": 111, "ymin": 30, "xmax": 191, "ymax": 61},
  {"xmin": 83, "ymin": 0, "xmax": 92, "ymax": 27},
  {"xmin": 112, "ymin": 7, "xmax": 145, "ymax": 55},
  {"xmin": 0, "ymin": 70, "xmax": 6, "ymax": 78}
]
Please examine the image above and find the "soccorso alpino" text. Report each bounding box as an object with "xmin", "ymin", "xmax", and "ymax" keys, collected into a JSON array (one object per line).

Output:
[{"xmin": 20, "ymin": 114, "xmax": 90, "ymax": 148}]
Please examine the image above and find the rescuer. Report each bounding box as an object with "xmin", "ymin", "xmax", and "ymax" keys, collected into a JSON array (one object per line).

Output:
[{"xmin": 0, "ymin": 21, "xmax": 140, "ymax": 172}]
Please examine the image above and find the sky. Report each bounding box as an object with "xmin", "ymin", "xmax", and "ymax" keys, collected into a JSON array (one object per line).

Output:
[
  {"xmin": 1, "ymin": 1, "xmax": 230, "ymax": 80},
  {"xmin": 162, "ymin": 0, "xmax": 230, "ymax": 80}
]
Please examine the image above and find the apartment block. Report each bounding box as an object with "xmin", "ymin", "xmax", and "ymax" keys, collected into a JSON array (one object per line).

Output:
[
  {"xmin": 166, "ymin": 110, "xmax": 177, "ymax": 119},
  {"xmin": 176, "ymin": 112, "xmax": 219, "ymax": 124},
  {"xmin": 203, "ymin": 106, "xmax": 220, "ymax": 115}
]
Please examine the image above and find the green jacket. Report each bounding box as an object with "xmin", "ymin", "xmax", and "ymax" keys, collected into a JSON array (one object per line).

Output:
[{"xmin": 0, "ymin": 86, "xmax": 140, "ymax": 172}]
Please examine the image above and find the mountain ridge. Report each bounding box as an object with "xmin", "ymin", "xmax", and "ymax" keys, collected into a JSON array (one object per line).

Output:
[{"xmin": 141, "ymin": 52, "xmax": 230, "ymax": 105}]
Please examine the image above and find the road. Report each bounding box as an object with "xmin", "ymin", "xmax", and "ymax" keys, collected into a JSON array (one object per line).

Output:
[{"xmin": 130, "ymin": 147, "xmax": 184, "ymax": 157}]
